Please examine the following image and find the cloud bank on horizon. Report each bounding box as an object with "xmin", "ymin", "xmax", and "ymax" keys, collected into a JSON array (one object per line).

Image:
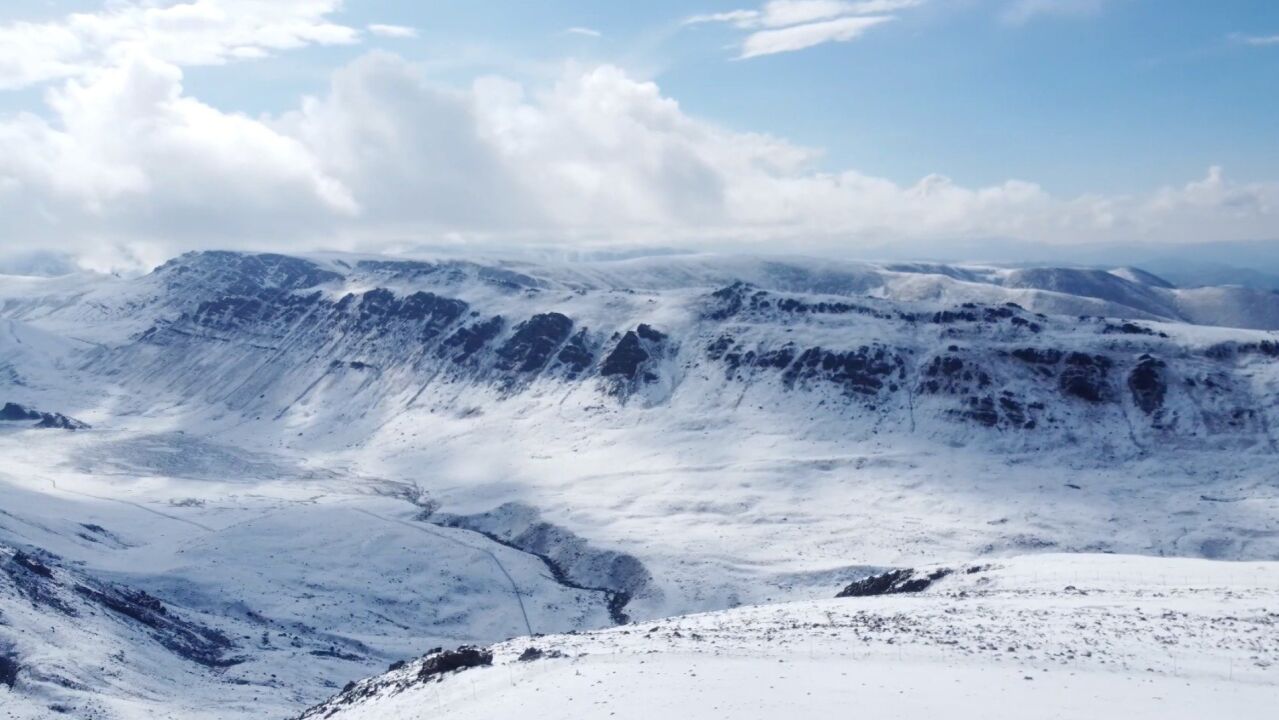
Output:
[{"xmin": 0, "ymin": 0, "xmax": 1276, "ymax": 272}]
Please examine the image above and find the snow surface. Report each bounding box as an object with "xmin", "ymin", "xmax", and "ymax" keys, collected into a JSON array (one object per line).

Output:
[
  {"xmin": 1, "ymin": 251, "xmax": 1278, "ymax": 718},
  {"xmin": 303, "ymin": 555, "xmax": 1279, "ymax": 720}
]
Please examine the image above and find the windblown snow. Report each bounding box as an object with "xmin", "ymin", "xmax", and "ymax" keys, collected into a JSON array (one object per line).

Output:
[{"xmin": 0, "ymin": 251, "xmax": 1276, "ymax": 718}]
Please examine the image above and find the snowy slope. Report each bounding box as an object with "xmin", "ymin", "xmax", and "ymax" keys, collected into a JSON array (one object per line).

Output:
[
  {"xmin": 1, "ymin": 250, "xmax": 1278, "ymax": 719},
  {"xmin": 301, "ymin": 555, "xmax": 1279, "ymax": 720}
]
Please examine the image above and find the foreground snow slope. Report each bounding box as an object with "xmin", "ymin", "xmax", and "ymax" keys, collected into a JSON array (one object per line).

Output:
[{"xmin": 303, "ymin": 555, "xmax": 1279, "ymax": 720}]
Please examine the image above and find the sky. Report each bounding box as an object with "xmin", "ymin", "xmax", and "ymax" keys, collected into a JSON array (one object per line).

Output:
[{"xmin": 0, "ymin": 0, "xmax": 1277, "ymax": 271}]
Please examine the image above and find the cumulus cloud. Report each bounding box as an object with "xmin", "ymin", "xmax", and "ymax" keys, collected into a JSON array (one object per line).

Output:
[
  {"xmin": 0, "ymin": 0, "xmax": 358, "ymax": 90},
  {"xmin": 367, "ymin": 24, "xmax": 419, "ymax": 39},
  {"xmin": 2, "ymin": 49, "xmax": 1276, "ymax": 271},
  {"xmin": 686, "ymin": 0, "xmax": 921, "ymax": 58},
  {"xmin": 0, "ymin": 52, "xmax": 358, "ymax": 265}
]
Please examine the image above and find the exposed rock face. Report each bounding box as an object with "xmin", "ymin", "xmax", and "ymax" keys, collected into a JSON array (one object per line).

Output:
[
  {"xmin": 0, "ymin": 403, "xmax": 40, "ymax": 421},
  {"xmin": 0, "ymin": 403, "xmax": 89, "ymax": 430},
  {"xmin": 1058, "ymin": 353, "xmax": 1113, "ymax": 404},
  {"xmin": 68, "ymin": 252, "xmax": 1279, "ymax": 451},
  {"xmin": 0, "ymin": 648, "xmax": 18, "ymax": 689},
  {"xmin": 836, "ymin": 568, "xmax": 955, "ymax": 597},
  {"xmin": 600, "ymin": 324, "xmax": 672, "ymax": 400},
  {"xmin": 416, "ymin": 646, "xmax": 493, "ymax": 683},
  {"xmin": 1129, "ymin": 355, "xmax": 1168, "ymax": 415},
  {"xmin": 440, "ymin": 316, "xmax": 505, "ymax": 364},
  {"xmin": 600, "ymin": 330, "xmax": 651, "ymax": 379},
  {"xmin": 784, "ymin": 345, "xmax": 906, "ymax": 398},
  {"xmin": 555, "ymin": 330, "xmax": 595, "ymax": 379},
  {"xmin": 2, "ymin": 546, "xmax": 240, "ymax": 669},
  {"xmin": 496, "ymin": 313, "xmax": 575, "ymax": 374}
]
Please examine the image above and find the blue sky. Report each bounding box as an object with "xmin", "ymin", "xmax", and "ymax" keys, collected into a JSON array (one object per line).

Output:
[
  {"xmin": 178, "ymin": 0, "xmax": 1279, "ymax": 194},
  {"xmin": 0, "ymin": 1, "xmax": 1277, "ymax": 268}
]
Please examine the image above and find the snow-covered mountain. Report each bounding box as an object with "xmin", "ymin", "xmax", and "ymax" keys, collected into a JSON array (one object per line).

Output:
[
  {"xmin": 1, "ymin": 251, "xmax": 1277, "ymax": 718},
  {"xmin": 298, "ymin": 555, "xmax": 1279, "ymax": 720}
]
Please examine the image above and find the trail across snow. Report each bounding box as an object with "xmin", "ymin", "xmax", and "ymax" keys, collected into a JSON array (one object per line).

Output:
[{"xmin": 350, "ymin": 507, "xmax": 535, "ymax": 636}]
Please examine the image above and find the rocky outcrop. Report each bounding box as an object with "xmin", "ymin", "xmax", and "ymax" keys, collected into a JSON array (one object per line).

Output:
[
  {"xmin": 1128, "ymin": 355, "xmax": 1168, "ymax": 415},
  {"xmin": 836, "ymin": 567, "xmax": 955, "ymax": 597},
  {"xmin": 297, "ymin": 646, "xmax": 493, "ymax": 719},
  {"xmin": 0, "ymin": 648, "xmax": 18, "ymax": 689},
  {"xmin": 600, "ymin": 324, "xmax": 671, "ymax": 399},
  {"xmin": 1058, "ymin": 353, "xmax": 1113, "ymax": 403},
  {"xmin": 2, "ymin": 546, "xmax": 238, "ymax": 668},
  {"xmin": 0, "ymin": 403, "xmax": 89, "ymax": 431},
  {"xmin": 496, "ymin": 313, "xmax": 575, "ymax": 374},
  {"xmin": 783, "ymin": 345, "xmax": 907, "ymax": 398}
]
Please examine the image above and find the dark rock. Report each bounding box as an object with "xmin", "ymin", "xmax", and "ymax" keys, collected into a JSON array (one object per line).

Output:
[
  {"xmin": 554, "ymin": 330, "xmax": 595, "ymax": 378},
  {"xmin": 1205, "ymin": 340, "xmax": 1279, "ymax": 360},
  {"xmin": 837, "ymin": 568, "xmax": 954, "ymax": 598},
  {"xmin": 783, "ymin": 345, "xmax": 904, "ymax": 397},
  {"xmin": 439, "ymin": 317, "xmax": 504, "ymax": 363},
  {"xmin": 0, "ymin": 650, "xmax": 18, "ymax": 689},
  {"xmin": 600, "ymin": 331, "xmax": 649, "ymax": 379},
  {"xmin": 34, "ymin": 413, "xmax": 90, "ymax": 431},
  {"xmin": 73, "ymin": 583, "xmax": 238, "ymax": 667},
  {"xmin": 0, "ymin": 403, "xmax": 40, "ymax": 421},
  {"xmin": 1128, "ymin": 355, "xmax": 1168, "ymax": 415},
  {"xmin": 1059, "ymin": 353, "xmax": 1113, "ymax": 403},
  {"xmin": 0, "ymin": 404, "xmax": 88, "ymax": 430},
  {"xmin": 11, "ymin": 552, "xmax": 53, "ymax": 578},
  {"xmin": 636, "ymin": 324, "xmax": 666, "ymax": 343},
  {"xmin": 1103, "ymin": 322, "xmax": 1165, "ymax": 337},
  {"xmin": 517, "ymin": 647, "xmax": 544, "ymax": 662},
  {"xmin": 496, "ymin": 313, "xmax": 575, "ymax": 373},
  {"xmin": 958, "ymin": 396, "xmax": 1000, "ymax": 427},
  {"xmin": 706, "ymin": 283, "xmax": 749, "ymax": 320},
  {"xmin": 417, "ymin": 646, "xmax": 493, "ymax": 683},
  {"xmin": 2, "ymin": 550, "xmax": 76, "ymax": 615},
  {"xmin": 309, "ymin": 647, "xmax": 363, "ymax": 662}
]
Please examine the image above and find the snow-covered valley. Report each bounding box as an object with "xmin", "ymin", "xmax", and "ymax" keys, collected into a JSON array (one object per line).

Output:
[{"xmin": 1, "ymin": 251, "xmax": 1278, "ymax": 718}]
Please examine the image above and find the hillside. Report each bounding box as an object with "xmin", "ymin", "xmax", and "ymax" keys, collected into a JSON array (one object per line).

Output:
[{"xmin": 1, "ymin": 251, "xmax": 1278, "ymax": 718}]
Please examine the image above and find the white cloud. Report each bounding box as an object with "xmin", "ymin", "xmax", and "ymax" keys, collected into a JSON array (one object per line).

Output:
[
  {"xmin": 684, "ymin": 10, "xmax": 763, "ymax": 27},
  {"xmin": 1240, "ymin": 34, "xmax": 1279, "ymax": 47},
  {"xmin": 686, "ymin": 0, "xmax": 920, "ymax": 58},
  {"xmin": 688, "ymin": 1, "xmax": 921, "ymax": 29},
  {"xmin": 739, "ymin": 15, "xmax": 895, "ymax": 58},
  {"xmin": 1000, "ymin": 0, "xmax": 1110, "ymax": 26},
  {"xmin": 0, "ymin": 0, "xmax": 358, "ymax": 90},
  {"xmin": 0, "ymin": 53, "xmax": 357, "ymax": 261},
  {"xmin": 367, "ymin": 24, "xmax": 419, "ymax": 39},
  {"xmin": 3, "ymin": 52, "xmax": 1275, "ymax": 270},
  {"xmin": 564, "ymin": 27, "xmax": 603, "ymax": 38}
]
